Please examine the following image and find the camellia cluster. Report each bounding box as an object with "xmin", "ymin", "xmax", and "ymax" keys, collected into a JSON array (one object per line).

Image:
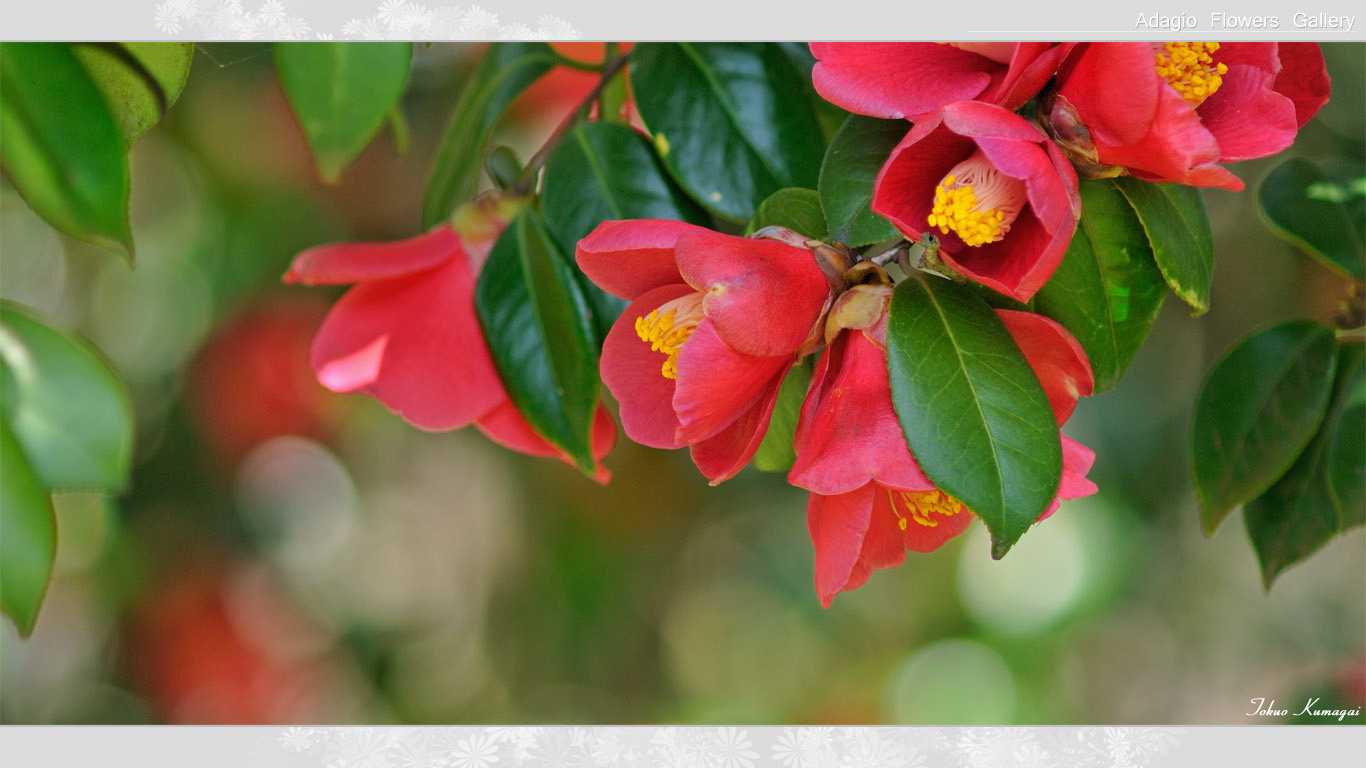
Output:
[{"xmin": 287, "ymin": 41, "xmax": 1329, "ymax": 606}]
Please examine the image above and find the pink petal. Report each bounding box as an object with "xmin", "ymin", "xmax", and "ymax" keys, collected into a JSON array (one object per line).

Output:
[
  {"xmin": 838, "ymin": 487, "xmax": 910, "ymax": 599},
  {"xmin": 985, "ymin": 43, "xmax": 1074, "ymax": 111},
  {"xmin": 575, "ymin": 219, "xmax": 701, "ymax": 299},
  {"xmin": 901, "ymin": 503, "xmax": 975, "ymax": 553},
  {"xmin": 809, "ymin": 43, "xmax": 993, "ymax": 120},
  {"xmin": 1273, "ymin": 43, "xmax": 1330, "ymax": 128},
  {"xmin": 789, "ymin": 321, "xmax": 934, "ymax": 496},
  {"xmin": 285, "ymin": 226, "xmax": 459, "ymax": 286},
  {"xmin": 308, "ymin": 258, "xmax": 505, "ymax": 431},
  {"xmin": 995, "ymin": 309, "xmax": 1094, "ymax": 424},
  {"xmin": 673, "ymin": 230, "xmax": 831, "ymax": 358},
  {"xmin": 1198, "ymin": 63, "xmax": 1298, "ymax": 162},
  {"xmin": 807, "ymin": 485, "xmax": 875, "ymax": 607},
  {"xmin": 1093, "ymin": 85, "xmax": 1232, "ymax": 189},
  {"xmin": 689, "ymin": 377, "xmax": 785, "ymax": 484},
  {"xmin": 673, "ymin": 319, "xmax": 791, "ymax": 444},
  {"xmin": 599, "ymin": 284, "xmax": 693, "ymax": 449},
  {"xmin": 872, "ymin": 118, "xmax": 974, "ymax": 242},
  {"xmin": 478, "ymin": 402, "xmax": 618, "ymax": 484},
  {"xmin": 1056, "ymin": 43, "xmax": 1163, "ymax": 147},
  {"xmin": 1038, "ymin": 435, "xmax": 1099, "ymax": 521},
  {"xmin": 939, "ymin": 101, "xmax": 1049, "ymax": 143}
]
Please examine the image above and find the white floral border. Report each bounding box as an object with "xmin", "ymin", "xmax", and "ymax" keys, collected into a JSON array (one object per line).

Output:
[
  {"xmin": 152, "ymin": 0, "xmax": 578, "ymax": 40},
  {"xmin": 269, "ymin": 726, "xmax": 1183, "ymax": 768}
]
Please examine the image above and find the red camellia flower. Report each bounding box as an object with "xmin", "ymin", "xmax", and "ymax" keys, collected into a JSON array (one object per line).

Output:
[
  {"xmin": 1050, "ymin": 42, "xmax": 1330, "ymax": 190},
  {"xmin": 284, "ymin": 195, "xmax": 615, "ymax": 481},
  {"xmin": 788, "ymin": 283, "xmax": 1098, "ymax": 607},
  {"xmin": 576, "ymin": 220, "xmax": 834, "ymax": 484},
  {"xmin": 810, "ymin": 43, "xmax": 1073, "ymax": 120},
  {"xmin": 872, "ymin": 101, "xmax": 1081, "ymax": 302}
]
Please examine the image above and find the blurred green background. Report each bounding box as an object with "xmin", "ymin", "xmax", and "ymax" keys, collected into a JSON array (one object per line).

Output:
[{"xmin": 0, "ymin": 42, "xmax": 1362, "ymax": 725}]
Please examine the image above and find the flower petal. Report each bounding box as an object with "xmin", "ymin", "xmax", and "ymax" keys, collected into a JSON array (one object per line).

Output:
[
  {"xmin": 996, "ymin": 309, "xmax": 1094, "ymax": 424},
  {"xmin": 901, "ymin": 504, "xmax": 975, "ymax": 553},
  {"xmin": 476, "ymin": 401, "xmax": 618, "ymax": 484},
  {"xmin": 839, "ymin": 487, "xmax": 909, "ymax": 599},
  {"xmin": 673, "ymin": 230, "xmax": 831, "ymax": 358},
  {"xmin": 789, "ymin": 319, "xmax": 935, "ymax": 496},
  {"xmin": 1037, "ymin": 435, "xmax": 1099, "ymax": 520},
  {"xmin": 1273, "ymin": 43, "xmax": 1330, "ymax": 128},
  {"xmin": 1057, "ymin": 43, "xmax": 1163, "ymax": 147},
  {"xmin": 1197, "ymin": 62, "xmax": 1298, "ymax": 162},
  {"xmin": 285, "ymin": 226, "xmax": 459, "ymax": 286},
  {"xmin": 599, "ymin": 283, "xmax": 694, "ymax": 449},
  {"xmin": 689, "ymin": 377, "xmax": 785, "ymax": 484},
  {"xmin": 810, "ymin": 43, "xmax": 993, "ymax": 120},
  {"xmin": 308, "ymin": 257, "xmax": 505, "ymax": 431},
  {"xmin": 1094, "ymin": 84, "xmax": 1237, "ymax": 190},
  {"xmin": 575, "ymin": 219, "xmax": 702, "ymax": 300},
  {"xmin": 673, "ymin": 319, "xmax": 790, "ymax": 444},
  {"xmin": 807, "ymin": 485, "xmax": 875, "ymax": 607}
]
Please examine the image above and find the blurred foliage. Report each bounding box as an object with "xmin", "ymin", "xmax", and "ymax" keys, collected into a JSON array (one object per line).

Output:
[{"xmin": 0, "ymin": 42, "xmax": 1363, "ymax": 725}]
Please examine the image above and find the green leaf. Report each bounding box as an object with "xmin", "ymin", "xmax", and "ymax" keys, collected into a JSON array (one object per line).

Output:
[
  {"xmin": 0, "ymin": 302, "xmax": 134, "ymax": 492},
  {"xmin": 475, "ymin": 210, "xmax": 599, "ymax": 475},
  {"xmin": 1191, "ymin": 321, "xmax": 1339, "ymax": 534},
  {"xmin": 818, "ymin": 115, "xmax": 905, "ymax": 247},
  {"xmin": 1033, "ymin": 179, "xmax": 1169, "ymax": 393},
  {"xmin": 424, "ymin": 42, "xmax": 559, "ymax": 227},
  {"xmin": 1259, "ymin": 158, "xmax": 1365, "ymax": 280},
  {"xmin": 0, "ymin": 420, "xmax": 56, "ymax": 637},
  {"xmin": 631, "ymin": 43, "xmax": 825, "ymax": 222},
  {"xmin": 1325, "ymin": 342, "xmax": 1365, "ymax": 529},
  {"xmin": 73, "ymin": 43, "xmax": 194, "ymax": 147},
  {"xmin": 541, "ymin": 121, "xmax": 709, "ymax": 343},
  {"xmin": 275, "ymin": 42, "xmax": 413, "ymax": 184},
  {"xmin": 0, "ymin": 43, "xmax": 133, "ymax": 259},
  {"xmin": 1114, "ymin": 177, "xmax": 1213, "ymax": 315},
  {"xmin": 1245, "ymin": 340, "xmax": 1363, "ymax": 588},
  {"xmin": 752, "ymin": 358, "xmax": 813, "ymax": 472},
  {"xmin": 744, "ymin": 187, "xmax": 827, "ymax": 240},
  {"xmin": 886, "ymin": 273, "xmax": 1062, "ymax": 558}
]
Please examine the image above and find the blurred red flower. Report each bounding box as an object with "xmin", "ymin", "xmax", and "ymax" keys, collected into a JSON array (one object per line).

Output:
[{"xmin": 285, "ymin": 195, "xmax": 615, "ymax": 481}]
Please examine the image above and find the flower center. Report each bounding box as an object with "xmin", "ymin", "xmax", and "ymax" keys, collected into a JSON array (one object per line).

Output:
[
  {"xmin": 927, "ymin": 151, "xmax": 1028, "ymax": 248},
  {"xmin": 1153, "ymin": 42, "xmax": 1228, "ymax": 107},
  {"xmin": 634, "ymin": 293, "xmax": 704, "ymax": 380},
  {"xmin": 889, "ymin": 489, "xmax": 964, "ymax": 530}
]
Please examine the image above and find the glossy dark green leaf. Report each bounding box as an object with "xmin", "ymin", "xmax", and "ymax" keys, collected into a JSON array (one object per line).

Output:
[
  {"xmin": 752, "ymin": 358, "xmax": 813, "ymax": 473},
  {"xmin": 275, "ymin": 42, "xmax": 412, "ymax": 183},
  {"xmin": 631, "ymin": 43, "xmax": 825, "ymax": 222},
  {"xmin": 1114, "ymin": 177, "xmax": 1213, "ymax": 315},
  {"xmin": 0, "ymin": 303, "xmax": 134, "ymax": 492},
  {"xmin": 1245, "ymin": 340, "xmax": 1361, "ymax": 588},
  {"xmin": 0, "ymin": 420, "xmax": 56, "ymax": 637},
  {"xmin": 1034, "ymin": 179, "xmax": 1170, "ymax": 393},
  {"xmin": 0, "ymin": 43, "xmax": 133, "ymax": 259},
  {"xmin": 1325, "ymin": 342, "xmax": 1364, "ymax": 529},
  {"xmin": 1259, "ymin": 158, "xmax": 1365, "ymax": 280},
  {"xmin": 475, "ymin": 210, "xmax": 599, "ymax": 475},
  {"xmin": 424, "ymin": 42, "xmax": 558, "ymax": 227},
  {"xmin": 1192, "ymin": 321, "xmax": 1338, "ymax": 534},
  {"xmin": 541, "ymin": 121, "xmax": 709, "ymax": 342},
  {"xmin": 73, "ymin": 42, "xmax": 194, "ymax": 146},
  {"xmin": 744, "ymin": 188, "xmax": 827, "ymax": 240},
  {"xmin": 818, "ymin": 115, "xmax": 905, "ymax": 247},
  {"xmin": 886, "ymin": 273, "xmax": 1062, "ymax": 558}
]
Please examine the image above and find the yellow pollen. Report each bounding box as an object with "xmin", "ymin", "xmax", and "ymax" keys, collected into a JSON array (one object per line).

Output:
[
  {"xmin": 889, "ymin": 489, "xmax": 965, "ymax": 529},
  {"xmin": 634, "ymin": 293, "xmax": 704, "ymax": 380},
  {"xmin": 927, "ymin": 151, "xmax": 1028, "ymax": 248},
  {"xmin": 1154, "ymin": 42, "xmax": 1228, "ymax": 106}
]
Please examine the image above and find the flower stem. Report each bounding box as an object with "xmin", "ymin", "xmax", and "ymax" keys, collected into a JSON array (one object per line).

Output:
[{"xmin": 517, "ymin": 53, "xmax": 631, "ymax": 189}]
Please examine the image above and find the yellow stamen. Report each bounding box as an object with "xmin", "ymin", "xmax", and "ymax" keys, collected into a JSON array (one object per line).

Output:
[
  {"xmin": 889, "ymin": 489, "xmax": 965, "ymax": 529},
  {"xmin": 634, "ymin": 293, "xmax": 704, "ymax": 380},
  {"xmin": 1154, "ymin": 42, "xmax": 1228, "ymax": 107},
  {"xmin": 927, "ymin": 151, "xmax": 1028, "ymax": 247}
]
